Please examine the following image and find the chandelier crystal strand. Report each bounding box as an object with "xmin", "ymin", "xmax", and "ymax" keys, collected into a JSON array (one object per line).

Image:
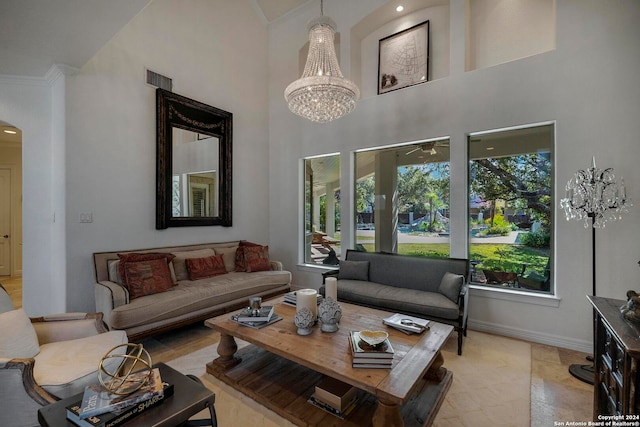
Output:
[
  {"xmin": 559, "ymin": 157, "xmax": 632, "ymax": 228},
  {"xmin": 284, "ymin": 13, "xmax": 360, "ymax": 123}
]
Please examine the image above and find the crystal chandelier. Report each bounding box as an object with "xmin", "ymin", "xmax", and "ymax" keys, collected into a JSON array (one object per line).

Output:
[
  {"xmin": 284, "ymin": 1, "xmax": 360, "ymax": 123},
  {"xmin": 560, "ymin": 157, "xmax": 631, "ymax": 228}
]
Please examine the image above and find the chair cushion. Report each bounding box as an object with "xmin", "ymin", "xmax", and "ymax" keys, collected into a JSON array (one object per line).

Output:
[
  {"xmin": 35, "ymin": 330, "xmax": 128, "ymax": 399},
  {"xmin": 0, "ymin": 286, "xmax": 15, "ymax": 314},
  {"xmin": 439, "ymin": 272, "xmax": 465, "ymax": 302},
  {"xmin": 0, "ymin": 308, "xmax": 40, "ymax": 359},
  {"xmin": 338, "ymin": 260, "xmax": 369, "ymax": 281},
  {"xmin": 186, "ymin": 254, "xmax": 227, "ymax": 280}
]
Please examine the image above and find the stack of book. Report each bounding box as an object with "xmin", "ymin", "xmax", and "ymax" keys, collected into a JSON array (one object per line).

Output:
[
  {"xmin": 66, "ymin": 368, "xmax": 173, "ymax": 427},
  {"xmin": 230, "ymin": 305, "xmax": 282, "ymax": 329},
  {"xmin": 382, "ymin": 313, "xmax": 430, "ymax": 335},
  {"xmin": 348, "ymin": 330, "xmax": 394, "ymax": 369},
  {"xmin": 308, "ymin": 376, "xmax": 358, "ymax": 419},
  {"xmin": 282, "ymin": 291, "xmax": 323, "ymax": 307}
]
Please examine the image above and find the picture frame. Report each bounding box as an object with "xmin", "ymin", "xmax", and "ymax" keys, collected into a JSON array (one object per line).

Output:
[{"xmin": 378, "ymin": 20, "xmax": 429, "ymax": 94}]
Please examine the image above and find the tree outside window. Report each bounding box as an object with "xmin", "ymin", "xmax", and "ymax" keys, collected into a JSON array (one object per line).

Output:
[{"xmin": 468, "ymin": 124, "xmax": 554, "ymax": 294}]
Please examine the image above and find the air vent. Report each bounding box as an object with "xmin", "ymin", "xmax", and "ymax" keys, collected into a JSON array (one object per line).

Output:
[{"xmin": 146, "ymin": 69, "xmax": 172, "ymax": 91}]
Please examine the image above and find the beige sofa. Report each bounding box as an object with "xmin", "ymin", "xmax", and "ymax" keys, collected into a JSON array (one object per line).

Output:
[{"xmin": 94, "ymin": 241, "xmax": 291, "ymax": 340}]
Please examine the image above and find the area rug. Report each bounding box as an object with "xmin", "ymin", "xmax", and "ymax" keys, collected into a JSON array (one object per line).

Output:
[{"xmin": 166, "ymin": 331, "xmax": 531, "ymax": 427}]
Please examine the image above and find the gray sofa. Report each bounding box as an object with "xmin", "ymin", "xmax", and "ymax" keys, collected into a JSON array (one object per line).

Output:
[
  {"xmin": 322, "ymin": 250, "xmax": 469, "ymax": 355},
  {"xmin": 94, "ymin": 241, "xmax": 291, "ymax": 340}
]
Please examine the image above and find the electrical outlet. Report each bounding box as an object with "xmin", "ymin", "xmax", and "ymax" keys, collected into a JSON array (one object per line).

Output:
[{"xmin": 79, "ymin": 212, "xmax": 93, "ymax": 223}]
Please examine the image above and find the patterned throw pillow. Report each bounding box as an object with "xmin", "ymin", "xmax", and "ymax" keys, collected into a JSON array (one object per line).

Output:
[
  {"xmin": 186, "ymin": 254, "xmax": 227, "ymax": 280},
  {"xmin": 171, "ymin": 249, "xmax": 216, "ymax": 281},
  {"xmin": 243, "ymin": 245, "xmax": 271, "ymax": 272},
  {"xmin": 234, "ymin": 241, "xmax": 262, "ymax": 272},
  {"xmin": 122, "ymin": 258, "xmax": 175, "ymax": 299},
  {"xmin": 117, "ymin": 253, "xmax": 175, "ymax": 288}
]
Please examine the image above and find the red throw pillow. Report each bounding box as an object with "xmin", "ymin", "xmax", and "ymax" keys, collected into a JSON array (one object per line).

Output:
[
  {"xmin": 243, "ymin": 245, "xmax": 271, "ymax": 272},
  {"xmin": 186, "ymin": 254, "xmax": 227, "ymax": 280},
  {"xmin": 234, "ymin": 241, "xmax": 262, "ymax": 272},
  {"xmin": 122, "ymin": 258, "xmax": 174, "ymax": 299},
  {"xmin": 117, "ymin": 253, "xmax": 175, "ymax": 287}
]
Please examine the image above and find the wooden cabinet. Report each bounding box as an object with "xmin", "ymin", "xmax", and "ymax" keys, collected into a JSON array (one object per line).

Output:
[{"xmin": 589, "ymin": 296, "xmax": 640, "ymax": 417}]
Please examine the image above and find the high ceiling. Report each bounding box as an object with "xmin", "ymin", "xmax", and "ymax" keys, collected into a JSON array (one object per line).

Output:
[{"xmin": 0, "ymin": 0, "xmax": 309, "ymax": 78}]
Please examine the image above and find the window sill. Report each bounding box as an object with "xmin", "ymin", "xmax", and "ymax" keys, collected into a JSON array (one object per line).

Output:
[
  {"xmin": 468, "ymin": 284, "xmax": 561, "ymax": 307},
  {"xmin": 296, "ymin": 263, "xmax": 338, "ymax": 274}
]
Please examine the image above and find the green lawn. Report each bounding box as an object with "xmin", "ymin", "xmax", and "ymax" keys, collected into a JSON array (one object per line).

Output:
[{"xmin": 358, "ymin": 242, "xmax": 549, "ymax": 275}]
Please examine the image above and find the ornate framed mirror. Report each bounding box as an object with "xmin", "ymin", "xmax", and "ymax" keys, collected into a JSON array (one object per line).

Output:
[{"xmin": 156, "ymin": 88, "xmax": 232, "ymax": 229}]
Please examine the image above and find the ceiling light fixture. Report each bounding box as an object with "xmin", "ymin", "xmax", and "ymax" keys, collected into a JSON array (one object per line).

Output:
[
  {"xmin": 284, "ymin": 0, "xmax": 360, "ymax": 123},
  {"xmin": 396, "ymin": 5, "xmax": 404, "ymax": 12}
]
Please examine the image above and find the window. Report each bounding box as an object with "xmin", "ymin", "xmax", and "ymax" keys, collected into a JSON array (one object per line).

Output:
[
  {"xmin": 354, "ymin": 140, "xmax": 451, "ymax": 257},
  {"xmin": 303, "ymin": 154, "xmax": 341, "ymax": 265},
  {"xmin": 468, "ymin": 123, "xmax": 554, "ymax": 294}
]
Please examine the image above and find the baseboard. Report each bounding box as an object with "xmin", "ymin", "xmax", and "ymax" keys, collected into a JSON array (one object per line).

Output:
[{"xmin": 467, "ymin": 319, "xmax": 592, "ymax": 354}]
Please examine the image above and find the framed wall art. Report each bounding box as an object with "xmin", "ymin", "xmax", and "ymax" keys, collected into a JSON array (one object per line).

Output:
[{"xmin": 378, "ymin": 20, "xmax": 429, "ymax": 94}]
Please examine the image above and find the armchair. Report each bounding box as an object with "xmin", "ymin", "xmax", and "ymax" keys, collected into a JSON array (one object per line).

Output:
[{"xmin": 0, "ymin": 285, "xmax": 128, "ymax": 427}]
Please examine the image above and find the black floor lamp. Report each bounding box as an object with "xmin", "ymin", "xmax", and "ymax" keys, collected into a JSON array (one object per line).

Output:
[{"xmin": 560, "ymin": 157, "xmax": 631, "ymax": 384}]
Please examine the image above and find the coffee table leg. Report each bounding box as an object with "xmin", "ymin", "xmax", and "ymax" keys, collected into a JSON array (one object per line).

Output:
[
  {"xmin": 214, "ymin": 333, "xmax": 241, "ymax": 369},
  {"xmin": 372, "ymin": 399, "xmax": 404, "ymax": 427},
  {"xmin": 424, "ymin": 351, "xmax": 447, "ymax": 381}
]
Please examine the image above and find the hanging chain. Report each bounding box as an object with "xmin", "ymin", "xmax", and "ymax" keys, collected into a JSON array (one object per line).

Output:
[{"xmin": 320, "ymin": 0, "xmax": 324, "ymax": 16}]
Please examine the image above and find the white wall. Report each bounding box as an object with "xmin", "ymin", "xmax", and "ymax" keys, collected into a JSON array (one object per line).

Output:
[
  {"xmin": 0, "ymin": 74, "xmax": 61, "ymax": 315},
  {"xmin": 64, "ymin": 0, "xmax": 269, "ymax": 311},
  {"xmin": 268, "ymin": 0, "xmax": 640, "ymax": 351}
]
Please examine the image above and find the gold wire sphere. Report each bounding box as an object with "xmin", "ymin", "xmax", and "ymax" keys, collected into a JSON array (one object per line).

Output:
[{"xmin": 98, "ymin": 343, "xmax": 152, "ymax": 395}]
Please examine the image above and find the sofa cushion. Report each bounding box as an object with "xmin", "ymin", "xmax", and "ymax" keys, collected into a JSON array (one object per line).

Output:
[
  {"xmin": 337, "ymin": 279, "xmax": 460, "ymax": 320},
  {"xmin": 35, "ymin": 330, "xmax": 128, "ymax": 398},
  {"xmin": 108, "ymin": 271, "xmax": 291, "ymax": 330},
  {"xmin": 186, "ymin": 254, "xmax": 227, "ymax": 280},
  {"xmin": 123, "ymin": 258, "xmax": 175, "ymax": 299},
  {"xmin": 243, "ymin": 245, "xmax": 271, "ymax": 272},
  {"xmin": 439, "ymin": 272, "xmax": 465, "ymax": 302},
  {"xmin": 338, "ymin": 260, "xmax": 369, "ymax": 281},
  {"xmin": 0, "ymin": 308, "xmax": 40, "ymax": 359},
  {"xmin": 171, "ymin": 249, "xmax": 216, "ymax": 281},
  {"xmin": 214, "ymin": 246, "xmax": 239, "ymax": 273}
]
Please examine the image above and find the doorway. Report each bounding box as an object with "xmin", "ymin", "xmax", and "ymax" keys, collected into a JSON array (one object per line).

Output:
[{"xmin": 0, "ymin": 121, "xmax": 23, "ymax": 307}]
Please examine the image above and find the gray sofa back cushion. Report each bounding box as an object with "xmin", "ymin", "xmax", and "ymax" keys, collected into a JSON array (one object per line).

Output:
[{"xmin": 344, "ymin": 250, "xmax": 468, "ymax": 293}]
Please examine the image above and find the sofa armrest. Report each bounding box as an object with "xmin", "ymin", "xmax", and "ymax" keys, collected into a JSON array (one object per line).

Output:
[
  {"xmin": 321, "ymin": 269, "xmax": 339, "ymax": 283},
  {"xmin": 270, "ymin": 260, "xmax": 283, "ymax": 271},
  {"xmin": 30, "ymin": 313, "xmax": 108, "ymax": 344},
  {"xmin": 95, "ymin": 281, "xmax": 128, "ymax": 329}
]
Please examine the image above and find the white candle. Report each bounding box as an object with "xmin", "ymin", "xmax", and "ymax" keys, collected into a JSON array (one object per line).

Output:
[
  {"xmin": 325, "ymin": 277, "xmax": 337, "ymax": 301},
  {"xmin": 296, "ymin": 289, "xmax": 317, "ymax": 320}
]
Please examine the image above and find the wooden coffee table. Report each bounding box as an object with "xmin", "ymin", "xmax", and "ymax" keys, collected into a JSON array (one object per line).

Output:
[{"xmin": 205, "ymin": 296, "xmax": 453, "ymax": 427}]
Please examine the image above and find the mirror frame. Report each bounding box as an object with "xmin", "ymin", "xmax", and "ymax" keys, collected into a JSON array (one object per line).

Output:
[{"xmin": 156, "ymin": 88, "xmax": 232, "ymax": 229}]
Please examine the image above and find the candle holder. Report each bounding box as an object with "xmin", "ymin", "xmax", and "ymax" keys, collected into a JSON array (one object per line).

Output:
[
  {"xmin": 318, "ymin": 297, "xmax": 342, "ymax": 333},
  {"xmin": 294, "ymin": 307, "xmax": 314, "ymax": 335}
]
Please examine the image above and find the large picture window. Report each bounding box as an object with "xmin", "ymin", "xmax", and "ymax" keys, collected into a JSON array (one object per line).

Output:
[
  {"xmin": 354, "ymin": 140, "xmax": 450, "ymax": 257},
  {"xmin": 303, "ymin": 154, "xmax": 341, "ymax": 265},
  {"xmin": 468, "ymin": 123, "xmax": 554, "ymax": 294}
]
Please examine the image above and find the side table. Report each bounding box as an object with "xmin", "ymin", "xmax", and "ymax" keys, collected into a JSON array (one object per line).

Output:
[{"xmin": 38, "ymin": 362, "xmax": 216, "ymax": 427}]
